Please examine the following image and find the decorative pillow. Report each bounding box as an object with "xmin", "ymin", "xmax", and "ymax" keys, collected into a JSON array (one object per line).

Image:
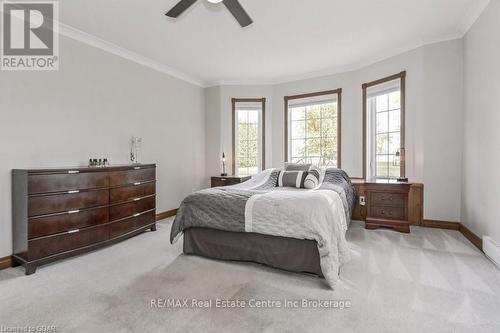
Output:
[
  {"xmin": 278, "ymin": 171, "xmax": 308, "ymax": 188},
  {"xmin": 284, "ymin": 163, "xmax": 311, "ymax": 172},
  {"xmin": 304, "ymin": 168, "xmax": 320, "ymax": 189}
]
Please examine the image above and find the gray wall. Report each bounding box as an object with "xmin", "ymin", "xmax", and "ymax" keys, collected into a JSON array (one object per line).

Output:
[
  {"xmin": 0, "ymin": 36, "xmax": 206, "ymax": 258},
  {"xmin": 204, "ymin": 86, "xmax": 222, "ymax": 179},
  {"xmin": 462, "ymin": 0, "xmax": 500, "ymax": 243},
  {"xmin": 2, "ymin": 11, "xmax": 493, "ymax": 258},
  {"xmin": 204, "ymin": 85, "xmax": 274, "ymax": 178},
  {"xmin": 207, "ymin": 39, "xmax": 464, "ymax": 223}
]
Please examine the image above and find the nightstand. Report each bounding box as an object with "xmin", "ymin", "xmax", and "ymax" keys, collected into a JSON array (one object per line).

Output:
[
  {"xmin": 211, "ymin": 176, "xmax": 251, "ymax": 188},
  {"xmin": 364, "ymin": 181, "xmax": 411, "ymax": 233}
]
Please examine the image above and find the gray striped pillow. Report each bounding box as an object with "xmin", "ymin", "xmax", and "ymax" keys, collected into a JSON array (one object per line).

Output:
[
  {"xmin": 284, "ymin": 163, "xmax": 311, "ymax": 172},
  {"xmin": 278, "ymin": 171, "xmax": 307, "ymax": 188}
]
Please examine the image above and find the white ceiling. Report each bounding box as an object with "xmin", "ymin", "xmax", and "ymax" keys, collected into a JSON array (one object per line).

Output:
[{"xmin": 59, "ymin": 0, "xmax": 489, "ymax": 86}]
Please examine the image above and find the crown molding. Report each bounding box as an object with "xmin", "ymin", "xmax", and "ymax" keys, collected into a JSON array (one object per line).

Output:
[
  {"xmin": 57, "ymin": 21, "xmax": 475, "ymax": 89},
  {"xmin": 58, "ymin": 21, "xmax": 466, "ymax": 89},
  {"xmin": 5, "ymin": 5, "xmax": 488, "ymax": 90},
  {"xmin": 459, "ymin": 0, "xmax": 490, "ymax": 35},
  {"xmin": 58, "ymin": 22, "xmax": 207, "ymax": 87},
  {"xmin": 208, "ymin": 33, "xmax": 464, "ymax": 87},
  {"xmin": 206, "ymin": 79, "xmax": 274, "ymax": 87}
]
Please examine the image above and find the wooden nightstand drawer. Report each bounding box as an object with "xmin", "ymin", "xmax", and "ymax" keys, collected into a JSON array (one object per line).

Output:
[
  {"xmin": 211, "ymin": 176, "xmax": 251, "ymax": 188},
  {"xmin": 370, "ymin": 205, "xmax": 405, "ymax": 220},
  {"xmin": 363, "ymin": 182, "xmax": 412, "ymax": 233},
  {"xmin": 370, "ymin": 192, "xmax": 406, "ymax": 207},
  {"xmin": 212, "ymin": 178, "xmax": 238, "ymax": 187}
]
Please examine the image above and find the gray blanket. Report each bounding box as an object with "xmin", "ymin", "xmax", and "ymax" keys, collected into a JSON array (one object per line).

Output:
[{"xmin": 170, "ymin": 168, "xmax": 355, "ymax": 243}]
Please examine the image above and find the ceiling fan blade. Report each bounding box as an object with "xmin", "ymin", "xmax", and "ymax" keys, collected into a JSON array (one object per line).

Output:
[
  {"xmin": 223, "ymin": 0, "xmax": 253, "ymax": 27},
  {"xmin": 166, "ymin": 0, "xmax": 198, "ymax": 18}
]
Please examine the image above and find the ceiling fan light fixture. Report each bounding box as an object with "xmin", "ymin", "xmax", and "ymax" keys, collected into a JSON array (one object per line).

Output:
[{"xmin": 166, "ymin": 0, "xmax": 253, "ymax": 27}]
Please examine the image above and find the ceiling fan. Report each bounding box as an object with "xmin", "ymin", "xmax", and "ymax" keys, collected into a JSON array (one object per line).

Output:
[{"xmin": 166, "ymin": 0, "xmax": 253, "ymax": 27}]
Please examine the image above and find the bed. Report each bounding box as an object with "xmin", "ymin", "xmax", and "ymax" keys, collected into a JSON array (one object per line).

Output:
[{"xmin": 170, "ymin": 167, "xmax": 355, "ymax": 288}]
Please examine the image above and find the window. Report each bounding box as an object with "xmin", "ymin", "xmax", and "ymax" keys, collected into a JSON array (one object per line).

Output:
[
  {"xmin": 232, "ymin": 98, "xmax": 265, "ymax": 176},
  {"xmin": 285, "ymin": 89, "xmax": 341, "ymax": 168},
  {"xmin": 363, "ymin": 72, "xmax": 405, "ymax": 180}
]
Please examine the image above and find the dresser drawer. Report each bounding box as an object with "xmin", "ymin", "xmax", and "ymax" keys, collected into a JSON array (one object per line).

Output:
[
  {"xmin": 109, "ymin": 210, "xmax": 155, "ymax": 239},
  {"xmin": 109, "ymin": 195, "xmax": 156, "ymax": 221},
  {"xmin": 109, "ymin": 167, "xmax": 156, "ymax": 186},
  {"xmin": 28, "ymin": 206, "xmax": 109, "ymax": 239},
  {"xmin": 370, "ymin": 192, "xmax": 406, "ymax": 207},
  {"xmin": 28, "ymin": 189, "xmax": 109, "ymax": 217},
  {"xmin": 28, "ymin": 172, "xmax": 109, "ymax": 194},
  {"xmin": 28, "ymin": 224, "xmax": 109, "ymax": 260},
  {"xmin": 370, "ymin": 206, "xmax": 406, "ymax": 220},
  {"xmin": 110, "ymin": 182, "xmax": 156, "ymax": 203}
]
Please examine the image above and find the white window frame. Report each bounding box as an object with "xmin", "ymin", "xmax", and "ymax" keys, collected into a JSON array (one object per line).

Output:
[
  {"xmin": 232, "ymin": 98, "xmax": 265, "ymax": 176},
  {"xmin": 285, "ymin": 89, "xmax": 342, "ymax": 168},
  {"xmin": 363, "ymin": 72, "xmax": 406, "ymax": 180}
]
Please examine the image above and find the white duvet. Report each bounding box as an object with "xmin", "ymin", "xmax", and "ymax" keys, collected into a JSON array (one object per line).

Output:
[{"xmin": 234, "ymin": 170, "xmax": 351, "ymax": 288}]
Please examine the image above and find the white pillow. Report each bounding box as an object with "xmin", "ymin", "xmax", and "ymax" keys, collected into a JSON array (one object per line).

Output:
[{"xmin": 304, "ymin": 168, "xmax": 321, "ymax": 189}]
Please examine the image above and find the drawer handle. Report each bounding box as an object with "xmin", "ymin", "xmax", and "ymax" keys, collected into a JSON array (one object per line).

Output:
[
  {"xmin": 68, "ymin": 229, "xmax": 80, "ymax": 234},
  {"xmin": 67, "ymin": 190, "xmax": 80, "ymax": 194},
  {"xmin": 133, "ymin": 182, "xmax": 142, "ymax": 186},
  {"xmin": 220, "ymin": 179, "xmax": 227, "ymax": 181},
  {"xmin": 133, "ymin": 213, "xmax": 141, "ymax": 217},
  {"xmin": 68, "ymin": 210, "xmax": 80, "ymax": 214},
  {"xmin": 68, "ymin": 170, "xmax": 79, "ymax": 174},
  {"xmin": 134, "ymin": 167, "xmax": 141, "ymax": 170},
  {"xmin": 379, "ymin": 210, "xmax": 395, "ymax": 216}
]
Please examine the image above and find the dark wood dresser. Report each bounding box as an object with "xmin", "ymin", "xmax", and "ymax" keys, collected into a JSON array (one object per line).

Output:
[
  {"xmin": 12, "ymin": 164, "xmax": 156, "ymax": 275},
  {"xmin": 211, "ymin": 176, "xmax": 251, "ymax": 187}
]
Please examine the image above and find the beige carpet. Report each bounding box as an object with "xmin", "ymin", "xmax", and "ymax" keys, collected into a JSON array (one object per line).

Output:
[{"xmin": 0, "ymin": 219, "xmax": 499, "ymax": 333}]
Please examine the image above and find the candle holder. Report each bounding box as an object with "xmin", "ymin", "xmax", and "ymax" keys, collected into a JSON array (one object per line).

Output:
[
  {"xmin": 396, "ymin": 148, "xmax": 408, "ymax": 182},
  {"xmin": 130, "ymin": 137, "xmax": 142, "ymax": 164},
  {"xmin": 221, "ymin": 152, "xmax": 227, "ymax": 176}
]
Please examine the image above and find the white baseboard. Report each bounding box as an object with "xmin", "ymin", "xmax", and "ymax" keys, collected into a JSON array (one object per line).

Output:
[{"xmin": 483, "ymin": 236, "xmax": 500, "ymax": 269}]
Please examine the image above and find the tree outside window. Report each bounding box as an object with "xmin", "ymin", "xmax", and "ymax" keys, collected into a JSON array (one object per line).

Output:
[{"xmin": 287, "ymin": 90, "xmax": 341, "ymax": 168}]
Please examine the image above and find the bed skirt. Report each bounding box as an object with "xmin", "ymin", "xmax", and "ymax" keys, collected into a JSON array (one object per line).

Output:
[{"xmin": 183, "ymin": 227, "xmax": 323, "ymax": 277}]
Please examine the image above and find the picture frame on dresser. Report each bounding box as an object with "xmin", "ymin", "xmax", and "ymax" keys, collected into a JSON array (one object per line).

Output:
[{"xmin": 12, "ymin": 164, "xmax": 156, "ymax": 275}]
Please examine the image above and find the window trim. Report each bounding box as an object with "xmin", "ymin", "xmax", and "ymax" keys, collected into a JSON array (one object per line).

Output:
[
  {"xmin": 284, "ymin": 89, "xmax": 342, "ymax": 167},
  {"xmin": 232, "ymin": 98, "xmax": 266, "ymax": 175},
  {"xmin": 362, "ymin": 71, "xmax": 406, "ymax": 180}
]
